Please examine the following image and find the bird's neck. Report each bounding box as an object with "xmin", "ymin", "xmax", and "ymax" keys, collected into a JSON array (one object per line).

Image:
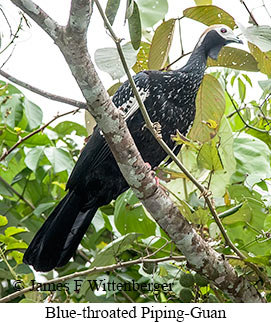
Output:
[{"xmin": 180, "ymin": 45, "xmax": 207, "ymax": 75}]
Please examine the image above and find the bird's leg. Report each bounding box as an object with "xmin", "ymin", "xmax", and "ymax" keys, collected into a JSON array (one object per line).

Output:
[
  {"xmin": 152, "ymin": 121, "xmax": 162, "ymax": 139},
  {"xmin": 145, "ymin": 162, "xmax": 160, "ymax": 186}
]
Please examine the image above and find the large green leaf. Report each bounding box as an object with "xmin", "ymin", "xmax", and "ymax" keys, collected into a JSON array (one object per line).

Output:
[
  {"xmin": 137, "ymin": 0, "xmax": 168, "ymax": 29},
  {"xmin": 188, "ymin": 74, "xmax": 225, "ymax": 142},
  {"xmin": 226, "ymin": 185, "xmax": 271, "ymax": 256},
  {"xmin": 54, "ymin": 121, "xmax": 87, "ymax": 137},
  {"xmin": 44, "ymin": 147, "xmax": 74, "ymax": 173},
  {"xmin": 22, "ymin": 97, "xmax": 43, "ymax": 130},
  {"xmin": 231, "ymin": 133, "xmax": 271, "ymax": 185},
  {"xmin": 248, "ymin": 42, "xmax": 271, "ymax": 77},
  {"xmin": 197, "ymin": 139, "xmax": 223, "ymax": 171},
  {"xmin": 94, "ymin": 43, "xmax": 138, "ymax": 80},
  {"xmin": 128, "ymin": 1, "xmax": 141, "ymax": 50},
  {"xmin": 133, "ymin": 41, "xmax": 151, "ymax": 73},
  {"xmin": 105, "ymin": 0, "xmax": 120, "ymax": 25},
  {"xmin": 114, "ymin": 189, "xmax": 156, "ymax": 237},
  {"xmin": 237, "ymin": 23, "xmax": 271, "ymax": 52},
  {"xmin": 0, "ymin": 215, "xmax": 8, "ymax": 227},
  {"xmin": 183, "ymin": 5, "xmax": 235, "ymax": 29},
  {"xmin": 209, "ymin": 116, "xmax": 236, "ymax": 196},
  {"xmin": 148, "ymin": 19, "xmax": 175, "ymax": 70},
  {"xmin": 207, "ymin": 47, "xmax": 259, "ymax": 72},
  {"xmin": 0, "ymin": 94, "xmax": 24, "ymax": 128},
  {"xmin": 24, "ymin": 147, "xmax": 44, "ymax": 172}
]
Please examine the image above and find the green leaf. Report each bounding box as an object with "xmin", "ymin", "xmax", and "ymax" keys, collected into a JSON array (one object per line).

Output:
[
  {"xmin": 21, "ymin": 132, "xmax": 51, "ymax": 147},
  {"xmin": 189, "ymin": 74, "xmax": 225, "ymax": 142},
  {"xmin": 194, "ymin": 0, "xmax": 212, "ymax": 4},
  {"xmin": 114, "ymin": 189, "xmax": 156, "ymax": 237},
  {"xmin": 137, "ymin": 0, "xmax": 168, "ymax": 29},
  {"xmin": 24, "ymin": 147, "xmax": 44, "ymax": 172},
  {"xmin": 148, "ymin": 19, "xmax": 175, "ymax": 70},
  {"xmin": 0, "ymin": 81, "xmax": 23, "ymax": 95},
  {"xmin": 0, "ymin": 94, "xmax": 24, "ymax": 128},
  {"xmin": 33, "ymin": 202, "xmax": 56, "ymax": 216},
  {"xmin": 54, "ymin": 121, "xmax": 87, "ymax": 137},
  {"xmin": 44, "ymin": 147, "xmax": 74, "ymax": 173},
  {"xmin": 133, "ymin": 41, "xmax": 151, "ymax": 73},
  {"xmin": 238, "ymin": 78, "xmax": 246, "ymax": 102},
  {"xmin": 183, "ymin": 5, "xmax": 235, "ymax": 29},
  {"xmin": 248, "ymin": 42, "xmax": 271, "ymax": 77},
  {"xmin": 207, "ymin": 47, "xmax": 259, "ymax": 72},
  {"xmin": 0, "ymin": 215, "xmax": 8, "ymax": 227},
  {"xmin": 22, "ymin": 97, "xmax": 43, "ymax": 130},
  {"xmin": 197, "ymin": 139, "xmax": 223, "ymax": 171},
  {"xmin": 128, "ymin": 1, "xmax": 141, "ymax": 50},
  {"xmin": 90, "ymin": 233, "xmax": 140, "ymax": 268},
  {"xmin": 94, "ymin": 43, "xmax": 138, "ymax": 80},
  {"xmin": 105, "ymin": 0, "xmax": 120, "ymax": 25},
  {"xmin": 245, "ymin": 255, "xmax": 271, "ymax": 266},
  {"xmin": 107, "ymin": 82, "xmax": 122, "ymax": 96},
  {"xmin": 222, "ymin": 202, "xmax": 251, "ymax": 225},
  {"xmin": 264, "ymin": 214, "xmax": 271, "ymax": 231},
  {"xmin": 237, "ymin": 23, "xmax": 271, "ymax": 52},
  {"xmin": 231, "ymin": 133, "xmax": 271, "ymax": 184},
  {"xmin": 5, "ymin": 226, "xmax": 28, "ymax": 237},
  {"xmin": 209, "ymin": 116, "xmax": 236, "ymax": 196}
]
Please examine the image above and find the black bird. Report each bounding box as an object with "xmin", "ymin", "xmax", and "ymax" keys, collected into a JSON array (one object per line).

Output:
[{"xmin": 23, "ymin": 25, "xmax": 242, "ymax": 271}]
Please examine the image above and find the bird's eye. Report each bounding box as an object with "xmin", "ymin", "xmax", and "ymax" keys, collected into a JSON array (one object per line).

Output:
[{"xmin": 220, "ymin": 28, "xmax": 227, "ymax": 33}]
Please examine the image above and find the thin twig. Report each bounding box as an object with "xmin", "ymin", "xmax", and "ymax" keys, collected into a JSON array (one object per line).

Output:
[
  {"xmin": 0, "ymin": 176, "xmax": 35, "ymax": 210},
  {"xmin": 0, "ymin": 255, "xmax": 187, "ymax": 303},
  {"xmin": 0, "ymin": 70, "xmax": 87, "ymax": 109},
  {"xmin": 162, "ymin": 52, "xmax": 191, "ymax": 71},
  {"xmin": 0, "ymin": 16, "xmax": 23, "ymax": 55},
  {"xmin": 240, "ymin": 0, "xmax": 259, "ymax": 25},
  {"xmin": 0, "ymin": 109, "xmax": 80, "ymax": 162},
  {"xmin": 225, "ymin": 89, "xmax": 269, "ymax": 133}
]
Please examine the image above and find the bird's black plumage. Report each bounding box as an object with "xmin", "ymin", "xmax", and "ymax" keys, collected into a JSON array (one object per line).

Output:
[{"xmin": 23, "ymin": 25, "xmax": 242, "ymax": 271}]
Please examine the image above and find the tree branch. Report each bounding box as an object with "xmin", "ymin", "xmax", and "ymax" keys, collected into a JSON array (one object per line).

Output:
[
  {"xmin": 0, "ymin": 254, "xmax": 242, "ymax": 303},
  {"xmin": 9, "ymin": 0, "xmax": 62, "ymax": 41},
  {"xmin": 0, "ymin": 109, "xmax": 79, "ymax": 162},
  {"xmin": 0, "ymin": 70, "xmax": 87, "ymax": 109}
]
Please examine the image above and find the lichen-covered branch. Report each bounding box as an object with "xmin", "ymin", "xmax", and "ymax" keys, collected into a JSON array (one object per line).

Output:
[
  {"xmin": 9, "ymin": 0, "xmax": 265, "ymax": 302},
  {"xmin": 10, "ymin": 0, "xmax": 62, "ymax": 41}
]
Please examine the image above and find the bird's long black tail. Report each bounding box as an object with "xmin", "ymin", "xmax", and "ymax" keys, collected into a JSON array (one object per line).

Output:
[{"xmin": 23, "ymin": 191, "xmax": 98, "ymax": 272}]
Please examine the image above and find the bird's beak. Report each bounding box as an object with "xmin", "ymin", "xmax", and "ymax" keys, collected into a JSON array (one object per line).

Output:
[{"xmin": 228, "ymin": 35, "xmax": 243, "ymax": 44}]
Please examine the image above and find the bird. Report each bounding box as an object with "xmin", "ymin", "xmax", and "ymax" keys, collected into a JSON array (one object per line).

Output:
[{"xmin": 23, "ymin": 25, "xmax": 242, "ymax": 271}]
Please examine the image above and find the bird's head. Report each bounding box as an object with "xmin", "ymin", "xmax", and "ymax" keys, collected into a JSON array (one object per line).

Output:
[{"xmin": 196, "ymin": 24, "xmax": 243, "ymax": 60}]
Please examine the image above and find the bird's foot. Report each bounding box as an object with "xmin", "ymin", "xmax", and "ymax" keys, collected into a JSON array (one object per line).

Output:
[
  {"xmin": 144, "ymin": 162, "xmax": 160, "ymax": 187},
  {"xmin": 152, "ymin": 122, "xmax": 162, "ymax": 139},
  {"xmin": 199, "ymin": 188, "xmax": 212, "ymax": 199}
]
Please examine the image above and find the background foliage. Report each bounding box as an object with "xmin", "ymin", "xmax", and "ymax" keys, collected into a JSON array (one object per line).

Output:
[{"xmin": 0, "ymin": 0, "xmax": 271, "ymax": 303}]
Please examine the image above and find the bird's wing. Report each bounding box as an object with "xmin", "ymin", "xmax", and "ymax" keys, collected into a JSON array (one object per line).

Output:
[{"xmin": 66, "ymin": 72, "xmax": 150, "ymax": 191}]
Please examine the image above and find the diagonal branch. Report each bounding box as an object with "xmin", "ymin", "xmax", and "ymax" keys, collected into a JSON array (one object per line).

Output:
[{"xmin": 0, "ymin": 70, "xmax": 87, "ymax": 109}]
